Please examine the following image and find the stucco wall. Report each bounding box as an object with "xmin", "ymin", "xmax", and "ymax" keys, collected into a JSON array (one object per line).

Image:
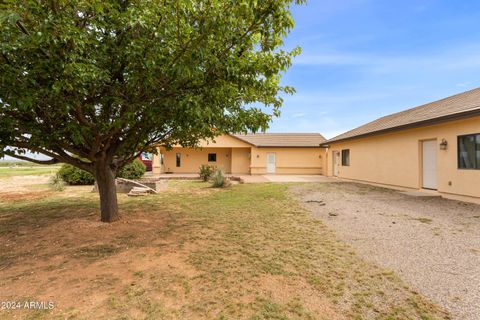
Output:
[
  {"xmin": 326, "ymin": 116, "xmax": 480, "ymax": 202},
  {"xmin": 152, "ymin": 135, "xmax": 327, "ymax": 175},
  {"xmin": 196, "ymin": 135, "xmax": 252, "ymax": 148},
  {"xmin": 231, "ymin": 148, "xmax": 251, "ymax": 174},
  {"xmin": 160, "ymin": 147, "xmax": 232, "ymax": 173},
  {"xmin": 250, "ymin": 147, "xmax": 325, "ymax": 175}
]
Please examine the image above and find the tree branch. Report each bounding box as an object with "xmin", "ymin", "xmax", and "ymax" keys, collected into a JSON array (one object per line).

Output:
[
  {"xmin": 15, "ymin": 20, "xmax": 50, "ymax": 58},
  {"xmin": 1, "ymin": 53, "xmax": 11, "ymax": 65},
  {"xmin": 3, "ymin": 151, "xmax": 59, "ymax": 165},
  {"xmin": 11, "ymin": 140, "xmax": 93, "ymax": 173}
]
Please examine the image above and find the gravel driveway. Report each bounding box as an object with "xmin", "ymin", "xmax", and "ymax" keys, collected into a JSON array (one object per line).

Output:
[{"xmin": 293, "ymin": 182, "xmax": 480, "ymax": 320}]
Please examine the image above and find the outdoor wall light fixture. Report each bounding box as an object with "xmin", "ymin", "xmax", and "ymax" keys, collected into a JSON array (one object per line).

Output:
[{"xmin": 439, "ymin": 139, "xmax": 448, "ymax": 150}]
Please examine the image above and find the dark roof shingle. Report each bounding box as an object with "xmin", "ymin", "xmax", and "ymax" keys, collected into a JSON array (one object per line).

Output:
[
  {"xmin": 233, "ymin": 133, "xmax": 326, "ymax": 147},
  {"xmin": 328, "ymin": 87, "xmax": 480, "ymax": 144}
]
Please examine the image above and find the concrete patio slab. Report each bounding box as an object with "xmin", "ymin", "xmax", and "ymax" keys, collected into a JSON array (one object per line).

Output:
[
  {"xmin": 238, "ymin": 175, "xmax": 336, "ymax": 183},
  {"xmin": 149, "ymin": 173, "xmax": 337, "ymax": 184},
  {"xmin": 399, "ymin": 190, "xmax": 442, "ymax": 198},
  {"xmin": 263, "ymin": 175, "xmax": 335, "ymax": 183}
]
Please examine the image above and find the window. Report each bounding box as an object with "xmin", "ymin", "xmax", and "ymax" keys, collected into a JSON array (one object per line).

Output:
[
  {"xmin": 208, "ymin": 153, "xmax": 217, "ymax": 162},
  {"xmin": 176, "ymin": 153, "xmax": 181, "ymax": 167},
  {"xmin": 458, "ymin": 134, "xmax": 480, "ymax": 169},
  {"xmin": 341, "ymin": 149, "xmax": 350, "ymax": 166}
]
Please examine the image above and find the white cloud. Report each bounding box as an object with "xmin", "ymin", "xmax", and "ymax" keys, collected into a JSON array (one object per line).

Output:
[
  {"xmin": 294, "ymin": 53, "xmax": 372, "ymax": 66},
  {"xmin": 293, "ymin": 43, "xmax": 480, "ymax": 75}
]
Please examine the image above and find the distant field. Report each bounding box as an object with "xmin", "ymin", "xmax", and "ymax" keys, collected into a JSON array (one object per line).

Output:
[
  {"xmin": 0, "ymin": 161, "xmax": 47, "ymax": 167},
  {"xmin": 0, "ymin": 166, "xmax": 60, "ymax": 178}
]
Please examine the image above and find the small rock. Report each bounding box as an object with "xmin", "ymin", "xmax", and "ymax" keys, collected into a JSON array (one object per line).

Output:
[{"xmin": 328, "ymin": 212, "xmax": 338, "ymax": 217}]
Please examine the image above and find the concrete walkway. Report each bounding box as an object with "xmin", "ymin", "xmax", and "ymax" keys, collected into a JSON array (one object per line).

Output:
[
  {"xmin": 239, "ymin": 175, "xmax": 336, "ymax": 183},
  {"xmin": 149, "ymin": 173, "xmax": 336, "ymax": 183}
]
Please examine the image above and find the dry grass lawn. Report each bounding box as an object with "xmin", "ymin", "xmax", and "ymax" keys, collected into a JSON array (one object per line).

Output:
[{"xmin": 0, "ymin": 180, "xmax": 449, "ymax": 319}]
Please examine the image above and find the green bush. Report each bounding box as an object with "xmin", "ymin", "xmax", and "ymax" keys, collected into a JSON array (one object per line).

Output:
[
  {"xmin": 58, "ymin": 164, "xmax": 95, "ymax": 185},
  {"xmin": 118, "ymin": 159, "xmax": 146, "ymax": 180},
  {"xmin": 199, "ymin": 164, "xmax": 216, "ymax": 182},
  {"xmin": 58, "ymin": 159, "xmax": 146, "ymax": 185},
  {"xmin": 211, "ymin": 169, "xmax": 231, "ymax": 188},
  {"xmin": 49, "ymin": 173, "xmax": 66, "ymax": 191}
]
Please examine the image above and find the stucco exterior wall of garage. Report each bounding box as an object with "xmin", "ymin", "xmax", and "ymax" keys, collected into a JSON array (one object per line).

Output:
[
  {"xmin": 250, "ymin": 147, "xmax": 326, "ymax": 175},
  {"xmin": 326, "ymin": 116, "xmax": 480, "ymax": 203}
]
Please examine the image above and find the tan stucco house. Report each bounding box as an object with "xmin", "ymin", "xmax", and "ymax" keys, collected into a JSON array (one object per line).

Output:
[
  {"xmin": 152, "ymin": 133, "xmax": 327, "ymax": 175},
  {"xmin": 323, "ymin": 88, "xmax": 480, "ymax": 204}
]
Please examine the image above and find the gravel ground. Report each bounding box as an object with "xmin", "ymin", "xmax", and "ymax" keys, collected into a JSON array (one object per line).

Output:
[{"xmin": 293, "ymin": 182, "xmax": 480, "ymax": 320}]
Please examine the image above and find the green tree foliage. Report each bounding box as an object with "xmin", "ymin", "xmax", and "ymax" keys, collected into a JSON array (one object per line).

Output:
[{"xmin": 0, "ymin": 0, "xmax": 303, "ymax": 222}]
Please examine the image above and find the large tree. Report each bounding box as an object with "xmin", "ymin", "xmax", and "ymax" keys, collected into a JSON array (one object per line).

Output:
[{"xmin": 0, "ymin": 0, "xmax": 303, "ymax": 222}]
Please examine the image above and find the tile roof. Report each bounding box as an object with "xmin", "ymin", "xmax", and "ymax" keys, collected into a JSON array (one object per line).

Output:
[
  {"xmin": 233, "ymin": 133, "xmax": 326, "ymax": 147},
  {"xmin": 327, "ymin": 87, "xmax": 480, "ymax": 144}
]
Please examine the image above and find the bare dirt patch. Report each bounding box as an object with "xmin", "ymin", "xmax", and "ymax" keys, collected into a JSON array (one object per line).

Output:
[
  {"xmin": 293, "ymin": 182, "xmax": 480, "ymax": 320},
  {"xmin": 0, "ymin": 191, "xmax": 54, "ymax": 202}
]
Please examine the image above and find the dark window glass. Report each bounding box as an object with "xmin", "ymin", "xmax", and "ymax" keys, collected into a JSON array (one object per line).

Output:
[
  {"xmin": 341, "ymin": 149, "xmax": 350, "ymax": 166},
  {"xmin": 458, "ymin": 134, "xmax": 480, "ymax": 169},
  {"xmin": 208, "ymin": 153, "xmax": 217, "ymax": 162},
  {"xmin": 176, "ymin": 153, "xmax": 181, "ymax": 167},
  {"xmin": 477, "ymin": 135, "xmax": 480, "ymax": 169}
]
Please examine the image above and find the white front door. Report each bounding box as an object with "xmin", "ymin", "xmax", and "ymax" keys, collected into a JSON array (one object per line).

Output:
[
  {"xmin": 333, "ymin": 151, "xmax": 340, "ymax": 177},
  {"xmin": 267, "ymin": 153, "xmax": 276, "ymax": 174},
  {"xmin": 422, "ymin": 140, "xmax": 438, "ymax": 190}
]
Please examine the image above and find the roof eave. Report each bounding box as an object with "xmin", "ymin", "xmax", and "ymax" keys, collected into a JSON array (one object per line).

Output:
[
  {"xmin": 323, "ymin": 109, "xmax": 480, "ymax": 147},
  {"xmin": 228, "ymin": 134, "xmax": 257, "ymax": 147}
]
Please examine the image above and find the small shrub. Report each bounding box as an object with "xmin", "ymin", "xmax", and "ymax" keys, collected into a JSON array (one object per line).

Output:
[
  {"xmin": 211, "ymin": 169, "xmax": 231, "ymax": 188},
  {"xmin": 118, "ymin": 159, "xmax": 146, "ymax": 180},
  {"xmin": 58, "ymin": 159, "xmax": 146, "ymax": 186},
  {"xmin": 58, "ymin": 164, "xmax": 95, "ymax": 185},
  {"xmin": 199, "ymin": 164, "xmax": 216, "ymax": 182},
  {"xmin": 49, "ymin": 173, "xmax": 66, "ymax": 191}
]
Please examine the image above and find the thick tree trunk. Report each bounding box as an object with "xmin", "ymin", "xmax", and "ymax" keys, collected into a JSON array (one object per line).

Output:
[{"xmin": 94, "ymin": 162, "xmax": 119, "ymax": 222}]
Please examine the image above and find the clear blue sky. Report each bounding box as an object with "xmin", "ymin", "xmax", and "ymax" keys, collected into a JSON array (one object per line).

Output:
[{"xmin": 270, "ymin": 0, "xmax": 480, "ymax": 138}]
